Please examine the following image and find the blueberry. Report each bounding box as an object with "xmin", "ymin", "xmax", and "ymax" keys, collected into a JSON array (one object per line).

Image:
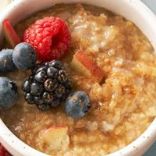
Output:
[
  {"xmin": 65, "ymin": 91, "xmax": 91, "ymax": 119},
  {"xmin": 0, "ymin": 49, "xmax": 16, "ymax": 72},
  {"xmin": 13, "ymin": 42, "xmax": 36, "ymax": 70},
  {"xmin": 0, "ymin": 77, "xmax": 18, "ymax": 109}
]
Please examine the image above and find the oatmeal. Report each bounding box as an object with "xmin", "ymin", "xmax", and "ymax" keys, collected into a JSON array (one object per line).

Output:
[{"xmin": 0, "ymin": 3, "xmax": 156, "ymax": 156}]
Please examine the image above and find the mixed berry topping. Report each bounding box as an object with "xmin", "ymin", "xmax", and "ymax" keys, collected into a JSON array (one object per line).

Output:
[
  {"xmin": 22, "ymin": 60, "xmax": 72, "ymax": 111},
  {"xmin": 23, "ymin": 17, "xmax": 71, "ymax": 62},
  {"xmin": 0, "ymin": 43, "xmax": 36, "ymax": 72},
  {"xmin": 0, "ymin": 17, "xmax": 91, "ymax": 119}
]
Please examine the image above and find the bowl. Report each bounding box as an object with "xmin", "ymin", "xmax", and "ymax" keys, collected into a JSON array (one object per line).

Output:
[{"xmin": 0, "ymin": 0, "xmax": 156, "ymax": 156}]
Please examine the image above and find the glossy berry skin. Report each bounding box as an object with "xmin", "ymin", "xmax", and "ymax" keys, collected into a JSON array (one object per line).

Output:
[
  {"xmin": 23, "ymin": 17, "xmax": 71, "ymax": 62},
  {"xmin": 0, "ymin": 49, "xmax": 16, "ymax": 72},
  {"xmin": 22, "ymin": 79, "xmax": 30, "ymax": 92},
  {"xmin": 13, "ymin": 42, "xmax": 36, "ymax": 70},
  {"xmin": 34, "ymin": 70, "xmax": 47, "ymax": 82},
  {"xmin": 30, "ymin": 82, "xmax": 43, "ymax": 96},
  {"xmin": 65, "ymin": 91, "xmax": 91, "ymax": 119},
  {"xmin": 0, "ymin": 77, "xmax": 18, "ymax": 109},
  {"xmin": 22, "ymin": 60, "xmax": 72, "ymax": 111},
  {"xmin": 49, "ymin": 60, "xmax": 64, "ymax": 69}
]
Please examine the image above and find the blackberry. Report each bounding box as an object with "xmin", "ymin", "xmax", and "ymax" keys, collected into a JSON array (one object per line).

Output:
[{"xmin": 22, "ymin": 60, "xmax": 72, "ymax": 111}]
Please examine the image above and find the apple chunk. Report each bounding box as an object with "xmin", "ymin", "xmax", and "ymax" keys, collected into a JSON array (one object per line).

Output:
[
  {"xmin": 71, "ymin": 51, "xmax": 104, "ymax": 82},
  {"xmin": 3, "ymin": 19, "xmax": 20, "ymax": 47},
  {"xmin": 39, "ymin": 126, "xmax": 69, "ymax": 151}
]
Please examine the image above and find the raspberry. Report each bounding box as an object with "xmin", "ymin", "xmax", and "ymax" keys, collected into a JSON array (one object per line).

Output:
[
  {"xmin": 23, "ymin": 17, "xmax": 71, "ymax": 62},
  {"xmin": 0, "ymin": 144, "xmax": 12, "ymax": 156}
]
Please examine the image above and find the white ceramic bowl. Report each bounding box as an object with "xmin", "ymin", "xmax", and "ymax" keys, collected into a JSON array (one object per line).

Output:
[{"xmin": 0, "ymin": 0, "xmax": 156, "ymax": 156}]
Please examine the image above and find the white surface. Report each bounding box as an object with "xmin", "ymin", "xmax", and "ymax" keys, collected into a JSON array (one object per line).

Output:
[
  {"xmin": 0, "ymin": 0, "xmax": 156, "ymax": 156},
  {"xmin": 141, "ymin": 2, "xmax": 156, "ymax": 156},
  {"xmin": 0, "ymin": 0, "xmax": 11, "ymax": 11},
  {"xmin": 142, "ymin": 0, "xmax": 156, "ymax": 13}
]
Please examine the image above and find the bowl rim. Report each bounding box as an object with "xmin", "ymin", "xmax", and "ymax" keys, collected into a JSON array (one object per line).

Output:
[{"xmin": 0, "ymin": 0, "xmax": 156, "ymax": 156}]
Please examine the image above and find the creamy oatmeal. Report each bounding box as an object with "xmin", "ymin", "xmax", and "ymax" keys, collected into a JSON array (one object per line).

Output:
[{"xmin": 1, "ymin": 3, "xmax": 156, "ymax": 156}]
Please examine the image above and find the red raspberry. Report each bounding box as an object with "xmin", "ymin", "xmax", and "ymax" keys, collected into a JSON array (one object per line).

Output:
[
  {"xmin": 0, "ymin": 144, "xmax": 12, "ymax": 156},
  {"xmin": 23, "ymin": 17, "xmax": 71, "ymax": 62}
]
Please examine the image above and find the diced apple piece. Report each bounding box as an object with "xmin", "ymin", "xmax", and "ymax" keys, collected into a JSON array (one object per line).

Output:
[
  {"xmin": 71, "ymin": 51, "xmax": 104, "ymax": 82},
  {"xmin": 3, "ymin": 19, "xmax": 20, "ymax": 47},
  {"xmin": 40, "ymin": 126, "xmax": 69, "ymax": 151}
]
